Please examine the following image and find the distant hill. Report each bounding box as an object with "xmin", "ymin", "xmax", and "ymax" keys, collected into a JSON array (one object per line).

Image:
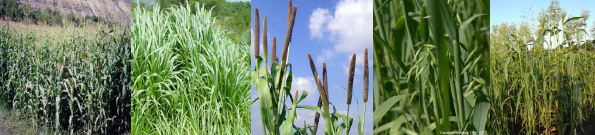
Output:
[{"xmin": 19, "ymin": 0, "xmax": 131, "ymax": 24}]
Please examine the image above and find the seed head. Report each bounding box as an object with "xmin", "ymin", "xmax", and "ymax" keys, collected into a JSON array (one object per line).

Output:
[
  {"xmin": 253, "ymin": 8, "xmax": 260, "ymax": 59},
  {"xmin": 271, "ymin": 36, "xmax": 276, "ymax": 61},
  {"xmin": 323, "ymin": 62, "xmax": 328, "ymax": 101},
  {"xmin": 308, "ymin": 53, "xmax": 325, "ymax": 102},
  {"xmin": 363, "ymin": 48, "xmax": 369, "ymax": 102},
  {"xmin": 347, "ymin": 54, "xmax": 356, "ymax": 104},
  {"xmin": 281, "ymin": 5, "xmax": 297, "ymax": 62},
  {"xmin": 263, "ymin": 16, "xmax": 268, "ymax": 59}
]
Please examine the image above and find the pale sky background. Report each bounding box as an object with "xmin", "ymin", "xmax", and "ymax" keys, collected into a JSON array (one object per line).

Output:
[
  {"xmin": 251, "ymin": 0, "xmax": 373, "ymax": 134},
  {"xmin": 491, "ymin": 0, "xmax": 595, "ymax": 49}
]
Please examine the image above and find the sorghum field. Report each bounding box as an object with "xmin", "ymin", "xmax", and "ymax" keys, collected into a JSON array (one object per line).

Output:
[
  {"xmin": 373, "ymin": 0, "xmax": 490, "ymax": 134},
  {"xmin": 0, "ymin": 22, "xmax": 131, "ymax": 134},
  {"xmin": 131, "ymin": 3, "xmax": 251, "ymax": 134},
  {"xmin": 491, "ymin": 0, "xmax": 595, "ymax": 134}
]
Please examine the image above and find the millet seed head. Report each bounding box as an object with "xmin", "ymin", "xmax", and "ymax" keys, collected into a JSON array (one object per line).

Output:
[
  {"xmin": 323, "ymin": 62, "xmax": 328, "ymax": 101},
  {"xmin": 253, "ymin": 8, "xmax": 260, "ymax": 59},
  {"xmin": 272, "ymin": 36, "xmax": 276, "ymax": 61},
  {"xmin": 263, "ymin": 16, "xmax": 268, "ymax": 59},
  {"xmin": 363, "ymin": 48, "xmax": 369, "ymax": 102},
  {"xmin": 347, "ymin": 54, "xmax": 356, "ymax": 105}
]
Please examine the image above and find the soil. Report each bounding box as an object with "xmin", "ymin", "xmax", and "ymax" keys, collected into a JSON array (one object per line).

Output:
[
  {"xmin": 581, "ymin": 117, "xmax": 595, "ymax": 135},
  {"xmin": 0, "ymin": 110, "xmax": 17, "ymax": 135},
  {"xmin": 18, "ymin": 0, "xmax": 131, "ymax": 24},
  {"xmin": 0, "ymin": 107, "xmax": 39, "ymax": 135}
]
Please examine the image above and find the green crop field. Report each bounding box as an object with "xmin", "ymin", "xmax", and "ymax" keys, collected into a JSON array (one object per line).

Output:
[
  {"xmin": 373, "ymin": 0, "xmax": 490, "ymax": 134},
  {"xmin": 131, "ymin": 3, "xmax": 251, "ymax": 134},
  {"xmin": 490, "ymin": 1, "xmax": 595, "ymax": 134},
  {"xmin": 0, "ymin": 23, "xmax": 131, "ymax": 134}
]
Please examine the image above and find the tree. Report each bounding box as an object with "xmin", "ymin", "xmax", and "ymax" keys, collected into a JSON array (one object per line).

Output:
[
  {"xmin": 592, "ymin": 21, "xmax": 595, "ymax": 37},
  {"xmin": 580, "ymin": 10, "xmax": 590, "ymax": 49}
]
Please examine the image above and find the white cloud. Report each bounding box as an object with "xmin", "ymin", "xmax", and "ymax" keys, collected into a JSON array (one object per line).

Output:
[
  {"xmin": 309, "ymin": 8, "xmax": 331, "ymax": 39},
  {"xmin": 329, "ymin": 0, "xmax": 373, "ymax": 53},
  {"xmin": 316, "ymin": 49, "xmax": 335, "ymax": 64},
  {"xmin": 291, "ymin": 77, "xmax": 318, "ymax": 100},
  {"xmin": 308, "ymin": 0, "xmax": 373, "ymax": 54}
]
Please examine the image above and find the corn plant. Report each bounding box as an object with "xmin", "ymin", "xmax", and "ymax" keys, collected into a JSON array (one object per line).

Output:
[
  {"xmin": 0, "ymin": 23, "xmax": 131, "ymax": 134},
  {"xmin": 373, "ymin": 0, "xmax": 490, "ymax": 134},
  {"xmin": 131, "ymin": 2, "xmax": 250, "ymax": 134}
]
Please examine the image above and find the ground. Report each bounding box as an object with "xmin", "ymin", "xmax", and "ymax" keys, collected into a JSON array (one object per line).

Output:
[
  {"xmin": 582, "ymin": 116, "xmax": 595, "ymax": 134},
  {"xmin": 0, "ymin": 107, "xmax": 40, "ymax": 135}
]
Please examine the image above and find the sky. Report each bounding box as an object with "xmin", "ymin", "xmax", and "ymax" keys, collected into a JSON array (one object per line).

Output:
[
  {"xmin": 491, "ymin": 0, "xmax": 595, "ymax": 49},
  {"xmin": 251, "ymin": 0, "xmax": 373, "ymax": 134}
]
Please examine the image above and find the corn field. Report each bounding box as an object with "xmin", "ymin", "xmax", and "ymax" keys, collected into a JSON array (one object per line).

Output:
[
  {"xmin": 373, "ymin": 0, "xmax": 490, "ymax": 134},
  {"xmin": 131, "ymin": 3, "xmax": 251, "ymax": 134},
  {"xmin": 0, "ymin": 25, "xmax": 131, "ymax": 134}
]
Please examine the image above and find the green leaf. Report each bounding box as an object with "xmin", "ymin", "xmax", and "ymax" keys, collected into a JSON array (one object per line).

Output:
[
  {"xmin": 256, "ymin": 76, "xmax": 275, "ymax": 132},
  {"xmin": 472, "ymin": 96, "xmax": 489, "ymax": 132},
  {"xmin": 373, "ymin": 95, "xmax": 408, "ymax": 125}
]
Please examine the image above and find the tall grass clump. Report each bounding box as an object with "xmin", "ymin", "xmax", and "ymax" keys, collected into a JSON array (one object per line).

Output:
[
  {"xmin": 0, "ymin": 24, "xmax": 131, "ymax": 134},
  {"xmin": 252, "ymin": 1, "xmax": 369, "ymax": 134},
  {"xmin": 490, "ymin": 0, "xmax": 595, "ymax": 134},
  {"xmin": 131, "ymin": 2, "xmax": 250, "ymax": 134},
  {"xmin": 373, "ymin": 0, "xmax": 490, "ymax": 134}
]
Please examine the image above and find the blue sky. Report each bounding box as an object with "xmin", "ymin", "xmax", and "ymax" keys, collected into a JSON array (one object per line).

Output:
[
  {"xmin": 491, "ymin": 0, "xmax": 595, "ymax": 48},
  {"xmin": 251, "ymin": 0, "xmax": 373, "ymax": 134}
]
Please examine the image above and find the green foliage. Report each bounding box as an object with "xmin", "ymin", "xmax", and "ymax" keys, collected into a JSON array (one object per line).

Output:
[
  {"xmin": 490, "ymin": 1, "xmax": 595, "ymax": 134},
  {"xmin": 135, "ymin": 0, "xmax": 251, "ymax": 45},
  {"xmin": 0, "ymin": 2, "xmax": 108, "ymax": 26},
  {"xmin": 131, "ymin": 3, "xmax": 250, "ymax": 134},
  {"xmin": 373, "ymin": 0, "xmax": 490, "ymax": 134},
  {"xmin": 0, "ymin": 25, "xmax": 131, "ymax": 134},
  {"xmin": 252, "ymin": 1, "xmax": 367, "ymax": 134},
  {"xmin": 0, "ymin": 1, "xmax": 63, "ymax": 26}
]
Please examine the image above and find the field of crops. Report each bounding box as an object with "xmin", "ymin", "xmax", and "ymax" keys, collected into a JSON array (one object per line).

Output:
[
  {"xmin": 131, "ymin": 3, "xmax": 251, "ymax": 134},
  {"xmin": 373, "ymin": 0, "xmax": 490, "ymax": 134},
  {"xmin": 490, "ymin": 1, "xmax": 595, "ymax": 134},
  {"xmin": 0, "ymin": 23, "xmax": 131, "ymax": 134}
]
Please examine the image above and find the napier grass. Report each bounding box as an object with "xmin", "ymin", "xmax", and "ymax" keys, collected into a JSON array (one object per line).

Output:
[
  {"xmin": 0, "ymin": 24, "xmax": 131, "ymax": 134},
  {"xmin": 131, "ymin": 3, "xmax": 250, "ymax": 134}
]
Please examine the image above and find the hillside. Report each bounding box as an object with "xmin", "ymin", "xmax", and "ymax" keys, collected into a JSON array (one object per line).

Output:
[{"xmin": 19, "ymin": 0, "xmax": 131, "ymax": 24}]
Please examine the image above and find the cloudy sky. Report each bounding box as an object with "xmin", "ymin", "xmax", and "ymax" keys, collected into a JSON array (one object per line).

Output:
[{"xmin": 251, "ymin": 0, "xmax": 373, "ymax": 134}]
